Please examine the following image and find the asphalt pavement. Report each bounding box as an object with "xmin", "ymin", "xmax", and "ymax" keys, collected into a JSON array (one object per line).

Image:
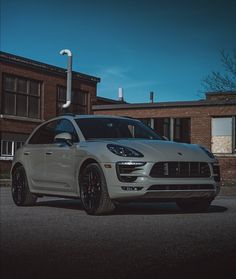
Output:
[{"xmin": 1, "ymin": 187, "xmax": 236, "ymax": 279}]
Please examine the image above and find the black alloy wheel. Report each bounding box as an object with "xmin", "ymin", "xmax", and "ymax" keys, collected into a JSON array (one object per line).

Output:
[
  {"xmin": 80, "ymin": 165, "xmax": 102, "ymax": 212},
  {"xmin": 79, "ymin": 163, "xmax": 115, "ymax": 215},
  {"xmin": 12, "ymin": 165, "xmax": 37, "ymax": 206}
]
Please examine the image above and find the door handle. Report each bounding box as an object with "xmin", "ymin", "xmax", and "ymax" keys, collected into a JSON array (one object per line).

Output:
[
  {"xmin": 24, "ymin": 152, "xmax": 30, "ymax": 155},
  {"xmin": 46, "ymin": 151, "xmax": 53, "ymax": 155}
]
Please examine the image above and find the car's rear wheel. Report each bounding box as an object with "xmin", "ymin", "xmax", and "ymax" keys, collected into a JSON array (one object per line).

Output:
[
  {"xmin": 79, "ymin": 163, "xmax": 115, "ymax": 215},
  {"xmin": 176, "ymin": 198, "xmax": 212, "ymax": 212},
  {"xmin": 12, "ymin": 165, "xmax": 37, "ymax": 206}
]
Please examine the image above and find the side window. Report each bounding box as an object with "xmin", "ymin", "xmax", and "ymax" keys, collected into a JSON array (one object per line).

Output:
[
  {"xmin": 55, "ymin": 119, "xmax": 79, "ymax": 142},
  {"xmin": 29, "ymin": 121, "xmax": 57, "ymax": 144}
]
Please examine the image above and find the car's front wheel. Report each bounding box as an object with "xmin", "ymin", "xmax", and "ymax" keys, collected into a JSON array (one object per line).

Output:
[
  {"xmin": 12, "ymin": 165, "xmax": 37, "ymax": 206},
  {"xmin": 176, "ymin": 198, "xmax": 212, "ymax": 212},
  {"xmin": 79, "ymin": 163, "xmax": 115, "ymax": 215}
]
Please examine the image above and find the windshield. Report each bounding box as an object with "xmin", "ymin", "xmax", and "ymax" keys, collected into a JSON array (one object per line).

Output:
[{"xmin": 75, "ymin": 118, "xmax": 163, "ymax": 140}]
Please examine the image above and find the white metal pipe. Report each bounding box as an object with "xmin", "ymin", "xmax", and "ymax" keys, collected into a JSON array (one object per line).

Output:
[
  {"xmin": 60, "ymin": 49, "xmax": 72, "ymax": 108},
  {"xmin": 118, "ymin": 87, "xmax": 124, "ymax": 101},
  {"xmin": 60, "ymin": 49, "xmax": 72, "ymax": 57}
]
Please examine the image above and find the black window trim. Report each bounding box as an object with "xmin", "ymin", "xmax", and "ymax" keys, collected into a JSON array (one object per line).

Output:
[
  {"xmin": 56, "ymin": 118, "xmax": 79, "ymax": 143},
  {"xmin": 27, "ymin": 118, "xmax": 80, "ymax": 145}
]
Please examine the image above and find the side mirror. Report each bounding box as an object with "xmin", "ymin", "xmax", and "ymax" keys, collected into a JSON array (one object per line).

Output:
[{"xmin": 54, "ymin": 132, "xmax": 73, "ymax": 146}]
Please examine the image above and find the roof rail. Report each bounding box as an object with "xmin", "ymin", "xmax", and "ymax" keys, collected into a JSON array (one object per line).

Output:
[
  {"xmin": 59, "ymin": 113, "xmax": 77, "ymax": 117},
  {"xmin": 121, "ymin": 116, "xmax": 134, "ymax": 119}
]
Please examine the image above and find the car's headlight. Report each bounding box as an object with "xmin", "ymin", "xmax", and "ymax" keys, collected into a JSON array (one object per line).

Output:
[
  {"xmin": 107, "ymin": 144, "xmax": 144, "ymax": 157},
  {"xmin": 199, "ymin": 146, "xmax": 215, "ymax": 159}
]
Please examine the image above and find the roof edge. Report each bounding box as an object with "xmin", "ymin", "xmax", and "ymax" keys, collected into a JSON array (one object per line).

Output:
[
  {"xmin": 93, "ymin": 99, "xmax": 236, "ymax": 110},
  {"xmin": 0, "ymin": 51, "xmax": 100, "ymax": 83}
]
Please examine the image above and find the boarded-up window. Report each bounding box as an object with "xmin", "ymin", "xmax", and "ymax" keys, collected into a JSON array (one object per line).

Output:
[{"xmin": 212, "ymin": 117, "xmax": 233, "ymax": 153}]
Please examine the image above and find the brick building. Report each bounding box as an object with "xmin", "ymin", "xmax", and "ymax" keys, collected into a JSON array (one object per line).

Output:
[
  {"xmin": 0, "ymin": 51, "xmax": 100, "ymax": 174},
  {"xmin": 1, "ymin": 51, "xmax": 236, "ymax": 184},
  {"xmin": 93, "ymin": 93, "xmax": 236, "ymax": 184}
]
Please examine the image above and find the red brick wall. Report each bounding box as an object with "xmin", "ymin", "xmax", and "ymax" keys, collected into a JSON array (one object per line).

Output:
[
  {"xmin": 206, "ymin": 92, "xmax": 236, "ymax": 101},
  {"xmin": 0, "ymin": 61, "xmax": 98, "ymax": 174},
  {"xmin": 218, "ymin": 157, "xmax": 236, "ymax": 185},
  {"xmin": 0, "ymin": 118, "xmax": 40, "ymax": 135},
  {"xmin": 0, "ymin": 62, "xmax": 97, "ymax": 120},
  {"xmin": 0, "ymin": 161, "xmax": 12, "ymax": 174}
]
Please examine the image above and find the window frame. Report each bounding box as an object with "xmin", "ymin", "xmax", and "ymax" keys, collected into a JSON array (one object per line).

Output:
[
  {"xmin": 0, "ymin": 140, "xmax": 24, "ymax": 157},
  {"xmin": 2, "ymin": 74, "xmax": 41, "ymax": 119},
  {"xmin": 153, "ymin": 117, "xmax": 191, "ymax": 143},
  {"xmin": 211, "ymin": 116, "xmax": 236, "ymax": 154},
  {"xmin": 173, "ymin": 118, "xmax": 191, "ymax": 144},
  {"xmin": 56, "ymin": 86, "xmax": 89, "ymax": 115},
  {"xmin": 1, "ymin": 140, "xmax": 14, "ymax": 156}
]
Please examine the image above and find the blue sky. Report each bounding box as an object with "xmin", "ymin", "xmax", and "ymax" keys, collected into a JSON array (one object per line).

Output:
[{"xmin": 1, "ymin": 0, "xmax": 236, "ymax": 103}]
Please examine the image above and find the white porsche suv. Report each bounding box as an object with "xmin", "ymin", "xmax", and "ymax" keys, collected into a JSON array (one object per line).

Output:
[{"xmin": 11, "ymin": 114, "xmax": 220, "ymax": 215}]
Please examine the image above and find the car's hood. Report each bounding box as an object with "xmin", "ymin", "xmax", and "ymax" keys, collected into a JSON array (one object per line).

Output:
[{"xmin": 84, "ymin": 139, "xmax": 213, "ymax": 162}]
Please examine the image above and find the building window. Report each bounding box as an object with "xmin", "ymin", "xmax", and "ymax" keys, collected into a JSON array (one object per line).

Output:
[
  {"xmin": 56, "ymin": 86, "xmax": 89, "ymax": 115},
  {"xmin": 153, "ymin": 117, "xmax": 190, "ymax": 143},
  {"xmin": 57, "ymin": 86, "xmax": 67, "ymax": 113},
  {"xmin": 3, "ymin": 75, "xmax": 41, "ymax": 119},
  {"xmin": 154, "ymin": 118, "xmax": 170, "ymax": 139},
  {"xmin": 174, "ymin": 118, "xmax": 191, "ymax": 143},
  {"xmin": 1, "ymin": 141, "xmax": 14, "ymax": 156},
  {"xmin": 211, "ymin": 117, "xmax": 236, "ymax": 154},
  {"xmin": 0, "ymin": 140, "xmax": 24, "ymax": 157}
]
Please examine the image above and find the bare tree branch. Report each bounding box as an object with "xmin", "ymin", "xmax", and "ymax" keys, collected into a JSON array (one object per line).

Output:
[{"xmin": 202, "ymin": 49, "xmax": 236, "ymax": 92}]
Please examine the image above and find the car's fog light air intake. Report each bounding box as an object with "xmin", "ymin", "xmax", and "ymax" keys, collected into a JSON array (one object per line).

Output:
[{"xmin": 116, "ymin": 161, "xmax": 146, "ymax": 183}]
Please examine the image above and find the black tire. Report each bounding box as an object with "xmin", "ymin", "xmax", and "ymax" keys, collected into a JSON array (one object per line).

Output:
[
  {"xmin": 176, "ymin": 198, "xmax": 212, "ymax": 212},
  {"xmin": 79, "ymin": 163, "xmax": 115, "ymax": 215},
  {"xmin": 12, "ymin": 165, "xmax": 37, "ymax": 206}
]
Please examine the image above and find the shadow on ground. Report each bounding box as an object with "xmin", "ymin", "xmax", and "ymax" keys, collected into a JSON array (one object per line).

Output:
[{"xmin": 36, "ymin": 198, "xmax": 228, "ymax": 215}]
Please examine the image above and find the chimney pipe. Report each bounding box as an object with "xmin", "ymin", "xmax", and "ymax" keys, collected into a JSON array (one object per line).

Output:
[
  {"xmin": 60, "ymin": 49, "xmax": 72, "ymax": 108},
  {"xmin": 150, "ymin": 91, "xmax": 154, "ymax": 103},
  {"xmin": 118, "ymin": 87, "xmax": 124, "ymax": 102}
]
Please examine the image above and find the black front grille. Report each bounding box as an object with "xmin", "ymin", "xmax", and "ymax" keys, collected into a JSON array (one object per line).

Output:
[
  {"xmin": 150, "ymin": 162, "xmax": 211, "ymax": 178},
  {"xmin": 148, "ymin": 184, "xmax": 214, "ymax": 191}
]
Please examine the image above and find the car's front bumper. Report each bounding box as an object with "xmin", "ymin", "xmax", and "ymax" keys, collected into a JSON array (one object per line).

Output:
[{"xmin": 101, "ymin": 161, "xmax": 220, "ymax": 201}]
